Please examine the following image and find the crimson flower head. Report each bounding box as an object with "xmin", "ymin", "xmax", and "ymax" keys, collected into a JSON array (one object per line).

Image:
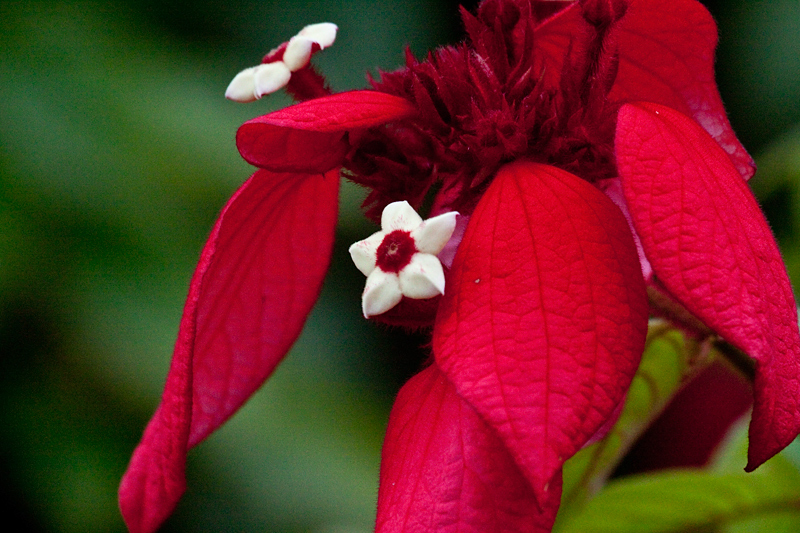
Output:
[{"xmin": 119, "ymin": 1, "xmax": 800, "ymax": 532}]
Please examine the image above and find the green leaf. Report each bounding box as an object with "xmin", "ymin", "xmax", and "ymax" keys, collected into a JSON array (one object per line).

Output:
[
  {"xmin": 561, "ymin": 416, "xmax": 800, "ymax": 533},
  {"xmin": 557, "ymin": 322, "xmax": 706, "ymax": 524},
  {"xmin": 560, "ymin": 462, "xmax": 800, "ymax": 533},
  {"xmin": 711, "ymin": 419, "xmax": 800, "ymax": 532},
  {"xmin": 723, "ymin": 511, "xmax": 800, "ymax": 533}
]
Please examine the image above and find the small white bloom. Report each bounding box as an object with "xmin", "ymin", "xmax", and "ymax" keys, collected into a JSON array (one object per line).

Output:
[
  {"xmin": 225, "ymin": 22, "xmax": 338, "ymax": 102},
  {"xmin": 349, "ymin": 201, "xmax": 459, "ymax": 318}
]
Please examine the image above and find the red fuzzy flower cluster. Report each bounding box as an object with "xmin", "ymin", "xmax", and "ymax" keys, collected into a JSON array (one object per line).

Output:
[{"xmin": 120, "ymin": 1, "xmax": 800, "ymax": 532}]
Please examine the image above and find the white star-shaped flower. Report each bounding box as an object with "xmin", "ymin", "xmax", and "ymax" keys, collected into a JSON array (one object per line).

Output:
[
  {"xmin": 349, "ymin": 201, "xmax": 459, "ymax": 318},
  {"xmin": 225, "ymin": 22, "xmax": 338, "ymax": 102}
]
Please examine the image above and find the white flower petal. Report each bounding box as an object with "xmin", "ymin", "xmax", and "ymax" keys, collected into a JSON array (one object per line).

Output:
[
  {"xmin": 225, "ymin": 66, "xmax": 259, "ymax": 102},
  {"xmin": 297, "ymin": 22, "xmax": 338, "ymax": 49},
  {"xmin": 362, "ymin": 270, "xmax": 402, "ymax": 317},
  {"xmin": 381, "ymin": 201, "xmax": 423, "ymax": 232},
  {"xmin": 411, "ymin": 211, "xmax": 459, "ymax": 255},
  {"xmin": 348, "ymin": 231, "xmax": 385, "ymax": 277},
  {"xmin": 253, "ymin": 62, "xmax": 292, "ymax": 98},
  {"xmin": 283, "ymin": 36, "xmax": 314, "ymax": 71},
  {"xmin": 398, "ymin": 253, "xmax": 445, "ymax": 299}
]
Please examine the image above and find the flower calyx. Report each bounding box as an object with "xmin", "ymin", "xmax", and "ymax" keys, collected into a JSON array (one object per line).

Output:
[
  {"xmin": 225, "ymin": 22, "xmax": 338, "ymax": 102},
  {"xmin": 349, "ymin": 201, "xmax": 459, "ymax": 318}
]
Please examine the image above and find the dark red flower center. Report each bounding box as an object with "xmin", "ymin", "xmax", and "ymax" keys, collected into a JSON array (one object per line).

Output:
[
  {"xmin": 376, "ymin": 230, "xmax": 417, "ymax": 273},
  {"xmin": 344, "ymin": 0, "xmax": 626, "ymax": 221}
]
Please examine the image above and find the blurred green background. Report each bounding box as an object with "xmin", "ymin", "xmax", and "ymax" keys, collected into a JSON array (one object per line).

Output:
[{"xmin": 1, "ymin": 1, "xmax": 798, "ymax": 531}]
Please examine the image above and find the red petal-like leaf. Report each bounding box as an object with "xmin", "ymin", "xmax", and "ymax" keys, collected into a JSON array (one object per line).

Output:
[
  {"xmin": 119, "ymin": 168, "xmax": 339, "ymax": 533},
  {"xmin": 376, "ymin": 364, "xmax": 561, "ymax": 533},
  {"xmin": 535, "ymin": 0, "xmax": 754, "ymax": 180},
  {"xmin": 237, "ymin": 90, "xmax": 416, "ymax": 173},
  {"xmin": 616, "ymin": 102, "xmax": 800, "ymax": 470},
  {"xmin": 610, "ymin": 0, "xmax": 755, "ymax": 179},
  {"xmin": 433, "ymin": 161, "xmax": 648, "ymax": 504}
]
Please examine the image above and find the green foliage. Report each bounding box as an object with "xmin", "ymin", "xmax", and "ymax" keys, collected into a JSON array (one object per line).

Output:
[
  {"xmin": 560, "ymin": 464, "xmax": 800, "ymax": 532},
  {"xmin": 557, "ymin": 324, "xmax": 705, "ymax": 526},
  {"xmin": 559, "ymin": 328, "xmax": 800, "ymax": 532},
  {"xmin": 559, "ymin": 421, "xmax": 800, "ymax": 533}
]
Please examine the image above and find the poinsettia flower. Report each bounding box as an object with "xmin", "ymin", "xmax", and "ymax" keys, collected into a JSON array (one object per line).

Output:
[{"xmin": 119, "ymin": 1, "xmax": 800, "ymax": 532}]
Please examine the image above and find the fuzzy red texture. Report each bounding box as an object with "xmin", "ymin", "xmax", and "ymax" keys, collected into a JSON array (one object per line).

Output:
[
  {"xmin": 616, "ymin": 102, "xmax": 800, "ymax": 470},
  {"xmin": 345, "ymin": 0, "xmax": 753, "ymax": 223},
  {"xmin": 119, "ymin": 1, "xmax": 800, "ymax": 532},
  {"xmin": 376, "ymin": 230, "xmax": 418, "ymax": 273}
]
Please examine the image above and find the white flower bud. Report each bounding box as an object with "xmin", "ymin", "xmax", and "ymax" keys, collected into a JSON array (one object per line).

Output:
[
  {"xmin": 225, "ymin": 66, "xmax": 259, "ymax": 103},
  {"xmin": 225, "ymin": 22, "xmax": 337, "ymax": 101},
  {"xmin": 253, "ymin": 62, "xmax": 292, "ymax": 98},
  {"xmin": 283, "ymin": 36, "xmax": 314, "ymax": 72},
  {"xmin": 297, "ymin": 22, "xmax": 338, "ymax": 49}
]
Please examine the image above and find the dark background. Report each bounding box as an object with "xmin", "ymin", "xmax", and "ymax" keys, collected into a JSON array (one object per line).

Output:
[{"xmin": 1, "ymin": 1, "xmax": 799, "ymax": 531}]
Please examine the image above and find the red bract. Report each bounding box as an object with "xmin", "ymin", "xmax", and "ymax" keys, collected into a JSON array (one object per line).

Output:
[
  {"xmin": 433, "ymin": 161, "xmax": 648, "ymax": 509},
  {"xmin": 237, "ymin": 91, "xmax": 418, "ymax": 172},
  {"xmin": 119, "ymin": 169, "xmax": 340, "ymax": 533},
  {"xmin": 616, "ymin": 102, "xmax": 800, "ymax": 470},
  {"xmin": 377, "ymin": 363, "xmax": 563, "ymax": 533},
  {"xmin": 120, "ymin": 1, "xmax": 800, "ymax": 532}
]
